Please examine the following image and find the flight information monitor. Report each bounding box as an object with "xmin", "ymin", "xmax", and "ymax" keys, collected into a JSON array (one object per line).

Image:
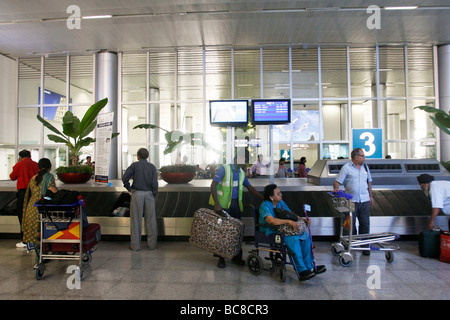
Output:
[
  {"xmin": 209, "ymin": 100, "xmax": 249, "ymax": 127},
  {"xmin": 251, "ymin": 99, "xmax": 291, "ymax": 125}
]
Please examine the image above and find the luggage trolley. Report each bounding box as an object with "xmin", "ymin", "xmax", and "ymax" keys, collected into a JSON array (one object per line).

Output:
[
  {"xmin": 329, "ymin": 191, "xmax": 400, "ymax": 267},
  {"xmin": 33, "ymin": 199, "xmax": 92, "ymax": 280}
]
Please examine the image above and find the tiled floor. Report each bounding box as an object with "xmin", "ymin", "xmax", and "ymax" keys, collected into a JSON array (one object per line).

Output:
[{"xmin": 1, "ymin": 238, "xmax": 449, "ymax": 301}]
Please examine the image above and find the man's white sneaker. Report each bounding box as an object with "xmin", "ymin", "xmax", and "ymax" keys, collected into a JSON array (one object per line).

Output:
[{"xmin": 16, "ymin": 242, "xmax": 27, "ymax": 248}]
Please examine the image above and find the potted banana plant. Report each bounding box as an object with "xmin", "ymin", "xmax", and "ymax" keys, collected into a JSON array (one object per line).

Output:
[
  {"xmin": 133, "ymin": 123, "xmax": 217, "ymax": 183},
  {"xmin": 415, "ymin": 105, "xmax": 450, "ymax": 171},
  {"xmin": 37, "ymin": 97, "xmax": 120, "ymax": 183}
]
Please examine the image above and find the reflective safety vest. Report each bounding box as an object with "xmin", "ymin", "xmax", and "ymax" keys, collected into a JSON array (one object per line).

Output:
[{"xmin": 209, "ymin": 164, "xmax": 245, "ymax": 211}]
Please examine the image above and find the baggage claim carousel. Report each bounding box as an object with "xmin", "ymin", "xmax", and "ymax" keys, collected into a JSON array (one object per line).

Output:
[{"xmin": 1, "ymin": 159, "xmax": 449, "ymax": 239}]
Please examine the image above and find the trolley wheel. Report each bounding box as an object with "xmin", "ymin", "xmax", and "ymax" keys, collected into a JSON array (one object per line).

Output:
[
  {"xmin": 339, "ymin": 252, "xmax": 353, "ymax": 267},
  {"xmin": 331, "ymin": 243, "xmax": 344, "ymax": 256},
  {"xmin": 247, "ymin": 253, "xmax": 263, "ymax": 275},
  {"xmin": 82, "ymin": 252, "xmax": 92, "ymax": 264},
  {"xmin": 35, "ymin": 269, "xmax": 44, "ymax": 280},
  {"xmin": 385, "ymin": 251, "xmax": 394, "ymax": 263}
]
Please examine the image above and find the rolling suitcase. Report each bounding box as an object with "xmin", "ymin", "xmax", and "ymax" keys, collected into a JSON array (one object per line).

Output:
[
  {"xmin": 419, "ymin": 229, "xmax": 441, "ymax": 258},
  {"xmin": 440, "ymin": 231, "xmax": 450, "ymax": 263},
  {"xmin": 189, "ymin": 208, "xmax": 244, "ymax": 259},
  {"xmin": 44, "ymin": 223, "xmax": 101, "ymax": 253}
]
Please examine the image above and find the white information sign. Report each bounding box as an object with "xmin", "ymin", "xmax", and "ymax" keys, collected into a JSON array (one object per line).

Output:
[{"xmin": 94, "ymin": 112, "xmax": 114, "ymax": 183}]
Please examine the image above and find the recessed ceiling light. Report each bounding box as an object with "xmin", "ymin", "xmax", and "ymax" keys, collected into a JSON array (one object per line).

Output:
[
  {"xmin": 384, "ymin": 6, "xmax": 418, "ymax": 10},
  {"xmin": 82, "ymin": 15, "xmax": 113, "ymax": 20}
]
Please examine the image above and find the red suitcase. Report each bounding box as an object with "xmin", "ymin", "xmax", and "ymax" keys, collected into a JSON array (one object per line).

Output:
[
  {"xmin": 44, "ymin": 223, "xmax": 101, "ymax": 253},
  {"xmin": 440, "ymin": 231, "xmax": 450, "ymax": 263}
]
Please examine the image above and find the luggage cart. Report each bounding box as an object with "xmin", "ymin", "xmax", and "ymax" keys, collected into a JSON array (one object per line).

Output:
[
  {"xmin": 329, "ymin": 191, "xmax": 400, "ymax": 267},
  {"xmin": 33, "ymin": 199, "xmax": 90, "ymax": 280}
]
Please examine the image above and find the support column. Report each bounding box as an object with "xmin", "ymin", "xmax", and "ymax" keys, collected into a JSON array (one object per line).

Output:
[
  {"xmin": 95, "ymin": 51, "xmax": 118, "ymax": 179},
  {"xmin": 438, "ymin": 44, "xmax": 450, "ymax": 162},
  {"xmin": 149, "ymin": 87, "xmax": 160, "ymax": 168}
]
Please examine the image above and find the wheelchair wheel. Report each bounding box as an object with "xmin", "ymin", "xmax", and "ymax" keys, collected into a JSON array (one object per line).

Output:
[{"xmin": 247, "ymin": 253, "xmax": 263, "ymax": 275}]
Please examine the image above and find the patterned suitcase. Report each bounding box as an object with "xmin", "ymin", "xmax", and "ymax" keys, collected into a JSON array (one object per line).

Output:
[
  {"xmin": 44, "ymin": 223, "xmax": 101, "ymax": 253},
  {"xmin": 189, "ymin": 208, "xmax": 244, "ymax": 259}
]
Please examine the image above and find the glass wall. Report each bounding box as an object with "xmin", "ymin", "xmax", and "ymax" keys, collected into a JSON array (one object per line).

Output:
[
  {"xmin": 16, "ymin": 44, "xmax": 439, "ymax": 179},
  {"xmin": 17, "ymin": 55, "xmax": 94, "ymax": 175}
]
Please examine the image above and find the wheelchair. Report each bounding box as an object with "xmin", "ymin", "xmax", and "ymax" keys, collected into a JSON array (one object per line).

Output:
[{"xmin": 246, "ymin": 207, "xmax": 301, "ymax": 282}]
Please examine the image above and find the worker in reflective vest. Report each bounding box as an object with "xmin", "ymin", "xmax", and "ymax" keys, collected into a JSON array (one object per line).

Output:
[{"xmin": 210, "ymin": 156, "xmax": 263, "ymax": 268}]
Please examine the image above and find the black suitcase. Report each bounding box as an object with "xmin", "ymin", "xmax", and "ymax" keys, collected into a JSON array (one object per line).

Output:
[{"xmin": 419, "ymin": 230, "xmax": 441, "ymax": 258}]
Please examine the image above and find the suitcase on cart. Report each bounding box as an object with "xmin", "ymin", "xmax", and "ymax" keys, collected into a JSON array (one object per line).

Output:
[
  {"xmin": 419, "ymin": 229, "xmax": 441, "ymax": 258},
  {"xmin": 44, "ymin": 223, "xmax": 101, "ymax": 253},
  {"xmin": 189, "ymin": 208, "xmax": 244, "ymax": 259}
]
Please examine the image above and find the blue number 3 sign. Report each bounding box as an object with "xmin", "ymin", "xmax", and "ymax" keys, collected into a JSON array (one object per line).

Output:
[{"xmin": 352, "ymin": 129, "xmax": 382, "ymax": 159}]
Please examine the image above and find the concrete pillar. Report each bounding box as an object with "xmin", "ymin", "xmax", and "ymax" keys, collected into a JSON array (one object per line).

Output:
[
  {"xmin": 438, "ymin": 45, "xmax": 450, "ymax": 162},
  {"xmin": 95, "ymin": 51, "xmax": 118, "ymax": 179}
]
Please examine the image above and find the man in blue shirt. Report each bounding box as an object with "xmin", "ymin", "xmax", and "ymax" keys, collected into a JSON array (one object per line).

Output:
[
  {"xmin": 333, "ymin": 148, "xmax": 373, "ymax": 254},
  {"xmin": 122, "ymin": 148, "xmax": 159, "ymax": 251},
  {"xmin": 210, "ymin": 156, "xmax": 263, "ymax": 268}
]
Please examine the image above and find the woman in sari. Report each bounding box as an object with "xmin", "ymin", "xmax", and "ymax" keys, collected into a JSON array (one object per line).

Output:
[{"xmin": 22, "ymin": 158, "xmax": 57, "ymax": 251}]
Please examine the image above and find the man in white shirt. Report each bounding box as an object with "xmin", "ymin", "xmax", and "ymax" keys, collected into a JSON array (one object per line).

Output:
[
  {"xmin": 333, "ymin": 148, "xmax": 373, "ymax": 235},
  {"xmin": 417, "ymin": 174, "xmax": 450, "ymax": 231},
  {"xmin": 249, "ymin": 154, "xmax": 270, "ymax": 176}
]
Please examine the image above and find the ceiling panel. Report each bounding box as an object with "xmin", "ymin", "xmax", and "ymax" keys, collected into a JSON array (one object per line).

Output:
[{"xmin": 0, "ymin": 1, "xmax": 448, "ymax": 58}]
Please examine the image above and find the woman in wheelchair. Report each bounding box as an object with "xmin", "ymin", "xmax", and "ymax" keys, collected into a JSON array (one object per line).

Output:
[{"xmin": 259, "ymin": 184, "xmax": 326, "ymax": 281}]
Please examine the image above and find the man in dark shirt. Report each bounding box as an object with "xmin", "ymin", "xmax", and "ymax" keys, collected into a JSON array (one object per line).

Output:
[
  {"xmin": 122, "ymin": 148, "xmax": 158, "ymax": 251},
  {"xmin": 10, "ymin": 150, "xmax": 39, "ymax": 248}
]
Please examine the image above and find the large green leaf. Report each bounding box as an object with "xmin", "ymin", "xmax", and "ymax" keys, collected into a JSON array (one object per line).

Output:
[
  {"xmin": 75, "ymin": 137, "xmax": 96, "ymax": 152},
  {"xmin": 79, "ymin": 120, "xmax": 97, "ymax": 139},
  {"xmin": 133, "ymin": 123, "xmax": 169, "ymax": 132},
  {"xmin": 431, "ymin": 115, "xmax": 450, "ymax": 135},
  {"xmin": 47, "ymin": 134, "xmax": 69, "ymax": 144},
  {"xmin": 62, "ymin": 111, "xmax": 81, "ymax": 139},
  {"xmin": 36, "ymin": 114, "xmax": 66, "ymax": 138},
  {"xmin": 79, "ymin": 98, "xmax": 108, "ymax": 135},
  {"xmin": 415, "ymin": 105, "xmax": 443, "ymax": 115},
  {"xmin": 415, "ymin": 105, "xmax": 450, "ymax": 135}
]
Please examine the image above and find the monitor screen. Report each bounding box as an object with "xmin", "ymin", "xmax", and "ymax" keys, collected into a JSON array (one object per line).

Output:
[
  {"xmin": 251, "ymin": 99, "xmax": 291, "ymax": 125},
  {"xmin": 209, "ymin": 100, "xmax": 249, "ymax": 127}
]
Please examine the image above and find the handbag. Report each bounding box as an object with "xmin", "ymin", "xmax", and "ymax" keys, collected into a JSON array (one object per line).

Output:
[
  {"xmin": 43, "ymin": 189, "xmax": 80, "ymax": 205},
  {"xmin": 278, "ymin": 219, "xmax": 307, "ymax": 236},
  {"xmin": 274, "ymin": 208, "xmax": 299, "ymax": 221}
]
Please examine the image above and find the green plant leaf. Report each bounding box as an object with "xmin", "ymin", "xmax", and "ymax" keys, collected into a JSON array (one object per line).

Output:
[
  {"xmin": 36, "ymin": 114, "xmax": 66, "ymax": 138},
  {"xmin": 62, "ymin": 111, "xmax": 81, "ymax": 139},
  {"xmin": 431, "ymin": 115, "xmax": 450, "ymax": 135},
  {"xmin": 77, "ymin": 137, "xmax": 96, "ymax": 149},
  {"xmin": 133, "ymin": 123, "xmax": 169, "ymax": 132},
  {"xmin": 414, "ymin": 105, "xmax": 444, "ymax": 115},
  {"xmin": 79, "ymin": 98, "xmax": 108, "ymax": 135},
  {"xmin": 79, "ymin": 120, "xmax": 97, "ymax": 139},
  {"xmin": 46, "ymin": 134, "xmax": 68, "ymax": 144}
]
